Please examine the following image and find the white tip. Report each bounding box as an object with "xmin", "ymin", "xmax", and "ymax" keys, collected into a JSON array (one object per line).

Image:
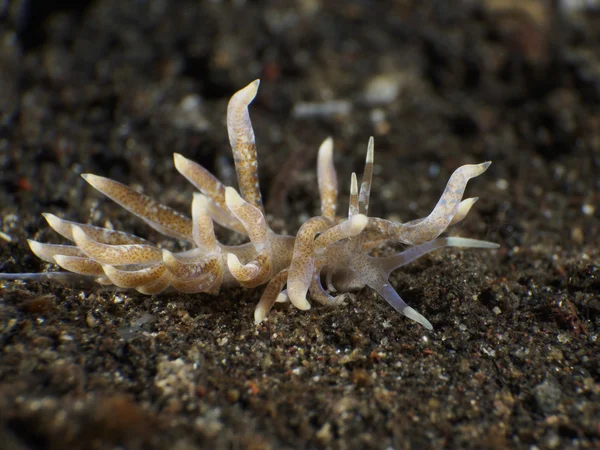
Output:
[
  {"xmin": 173, "ymin": 153, "xmax": 187, "ymax": 170},
  {"xmin": 192, "ymin": 193, "xmax": 210, "ymax": 214},
  {"xmin": 287, "ymin": 289, "xmax": 311, "ymax": 311},
  {"xmin": 350, "ymin": 173, "xmax": 358, "ymax": 195},
  {"xmin": 254, "ymin": 309, "xmax": 266, "ymax": 325},
  {"xmin": 353, "ymin": 213, "xmax": 369, "ymax": 232},
  {"xmin": 237, "ymin": 79, "xmax": 260, "ymax": 104},
  {"xmin": 295, "ymin": 298, "xmax": 311, "ymax": 311},
  {"xmin": 445, "ymin": 237, "xmax": 500, "ymax": 249},
  {"xmin": 341, "ymin": 214, "xmax": 368, "ymax": 236},
  {"xmin": 318, "ymin": 137, "xmax": 334, "ymax": 157},
  {"xmin": 27, "ymin": 239, "xmax": 42, "ymax": 253},
  {"xmin": 461, "ymin": 197, "xmax": 478, "ymax": 206},
  {"xmin": 43, "ymin": 213, "xmax": 62, "ymax": 230},
  {"xmin": 287, "ymin": 277, "xmax": 312, "ymax": 310},
  {"xmin": 81, "ymin": 173, "xmax": 105, "ymax": 189},
  {"xmin": 473, "ymin": 161, "xmax": 492, "ymax": 176},
  {"xmin": 275, "ymin": 291, "xmax": 289, "ymax": 303},
  {"xmin": 224, "ymin": 187, "xmax": 244, "ymax": 210},
  {"xmin": 71, "ymin": 225, "xmax": 88, "ymax": 244},
  {"xmin": 366, "ymin": 137, "xmax": 374, "ymax": 163},
  {"xmin": 403, "ymin": 306, "xmax": 433, "ymax": 330},
  {"xmin": 100, "ymin": 264, "xmax": 118, "ymax": 283},
  {"xmin": 249, "ymin": 79, "xmax": 260, "ymax": 91},
  {"xmin": 161, "ymin": 248, "xmax": 175, "ymax": 264},
  {"xmin": 27, "ymin": 240, "xmax": 53, "ymax": 263},
  {"xmin": 226, "ymin": 252, "xmax": 243, "ymax": 272},
  {"xmin": 52, "ymin": 255, "xmax": 68, "ymax": 265}
]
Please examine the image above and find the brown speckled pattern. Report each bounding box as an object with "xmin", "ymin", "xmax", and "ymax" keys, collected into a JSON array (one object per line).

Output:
[
  {"xmin": 227, "ymin": 80, "xmax": 264, "ymax": 213},
  {"xmin": 82, "ymin": 174, "xmax": 194, "ymax": 241}
]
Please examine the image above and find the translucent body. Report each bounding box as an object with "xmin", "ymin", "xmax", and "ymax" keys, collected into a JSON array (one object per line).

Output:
[{"xmin": 6, "ymin": 80, "xmax": 498, "ymax": 330}]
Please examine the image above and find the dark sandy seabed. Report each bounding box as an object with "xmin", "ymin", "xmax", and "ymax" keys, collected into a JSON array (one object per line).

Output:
[{"xmin": 0, "ymin": 1, "xmax": 599, "ymax": 449}]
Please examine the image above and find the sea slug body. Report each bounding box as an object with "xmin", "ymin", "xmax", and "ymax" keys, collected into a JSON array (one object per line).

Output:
[{"xmin": 21, "ymin": 80, "xmax": 498, "ymax": 330}]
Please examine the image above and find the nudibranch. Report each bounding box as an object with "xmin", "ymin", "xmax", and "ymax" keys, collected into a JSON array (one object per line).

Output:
[{"xmin": 19, "ymin": 80, "xmax": 498, "ymax": 330}]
